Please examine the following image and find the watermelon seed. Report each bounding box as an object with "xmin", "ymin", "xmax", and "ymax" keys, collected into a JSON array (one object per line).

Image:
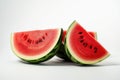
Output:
[
  {"xmin": 35, "ymin": 38, "xmax": 43, "ymax": 44},
  {"xmin": 94, "ymin": 47, "xmax": 97, "ymax": 53},
  {"xmin": 78, "ymin": 32, "xmax": 82, "ymax": 34},
  {"xmin": 83, "ymin": 42, "xmax": 88, "ymax": 47},
  {"xmin": 27, "ymin": 39, "xmax": 32, "ymax": 44},
  {"xmin": 80, "ymin": 39, "xmax": 84, "ymax": 43},
  {"xmin": 89, "ymin": 45, "xmax": 93, "ymax": 49},
  {"xmin": 42, "ymin": 36, "xmax": 45, "ymax": 40},
  {"xmin": 23, "ymin": 34, "xmax": 28, "ymax": 40},
  {"xmin": 45, "ymin": 33, "xmax": 48, "ymax": 36}
]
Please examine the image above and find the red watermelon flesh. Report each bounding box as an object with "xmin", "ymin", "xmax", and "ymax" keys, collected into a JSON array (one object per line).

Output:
[
  {"xmin": 62, "ymin": 31, "xmax": 67, "ymax": 43},
  {"xmin": 13, "ymin": 30, "xmax": 58, "ymax": 56},
  {"xmin": 62, "ymin": 30, "xmax": 97, "ymax": 43},
  {"xmin": 65, "ymin": 21, "xmax": 110, "ymax": 64},
  {"xmin": 11, "ymin": 29, "xmax": 62, "ymax": 63}
]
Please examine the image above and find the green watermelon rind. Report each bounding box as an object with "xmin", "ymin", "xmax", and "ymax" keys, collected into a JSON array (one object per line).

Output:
[
  {"xmin": 65, "ymin": 20, "xmax": 110, "ymax": 65},
  {"xmin": 11, "ymin": 28, "xmax": 63, "ymax": 63},
  {"xmin": 56, "ymin": 43, "xmax": 71, "ymax": 61}
]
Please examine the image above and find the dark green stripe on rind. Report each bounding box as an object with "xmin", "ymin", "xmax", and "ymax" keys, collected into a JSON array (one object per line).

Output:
[
  {"xmin": 56, "ymin": 43, "xmax": 71, "ymax": 61},
  {"xmin": 56, "ymin": 21, "xmax": 76, "ymax": 61},
  {"xmin": 12, "ymin": 28, "xmax": 63, "ymax": 64}
]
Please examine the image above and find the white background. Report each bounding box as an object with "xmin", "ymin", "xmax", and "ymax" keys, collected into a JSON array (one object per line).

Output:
[{"xmin": 0, "ymin": 0, "xmax": 120, "ymax": 80}]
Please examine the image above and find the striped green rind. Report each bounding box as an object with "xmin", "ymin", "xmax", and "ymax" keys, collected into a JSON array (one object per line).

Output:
[
  {"xmin": 11, "ymin": 28, "xmax": 63, "ymax": 63},
  {"xmin": 56, "ymin": 43, "xmax": 71, "ymax": 61}
]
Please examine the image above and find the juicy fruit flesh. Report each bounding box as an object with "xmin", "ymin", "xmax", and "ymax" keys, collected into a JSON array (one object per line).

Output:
[
  {"xmin": 56, "ymin": 30, "xmax": 97, "ymax": 61},
  {"xmin": 70, "ymin": 29, "xmax": 106, "ymax": 60},
  {"xmin": 13, "ymin": 29, "xmax": 59, "ymax": 56},
  {"xmin": 62, "ymin": 31, "xmax": 67, "ymax": 43},
  {"xmin": 62, "ymin": 31, "xmax": 97, "ymax": 43},
  {"xmin": 66, "ymin": 21, "xmax": 110, "ymax": 64}
]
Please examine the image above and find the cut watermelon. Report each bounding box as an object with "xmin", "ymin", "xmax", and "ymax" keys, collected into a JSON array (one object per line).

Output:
[
  {"xmin": 65, "ymin": 21, "xmax": 110, "ymax": 64},
  {"xmin": 11, "ymin": 28, "xmax": 63, "ymax": 63},
  {"xmin": 56, "ymin": 30, "xmax": 97, "ymax": 61}
]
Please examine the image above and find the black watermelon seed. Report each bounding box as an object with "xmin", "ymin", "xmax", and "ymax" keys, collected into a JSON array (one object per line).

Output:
[
  {"xmin": 42, "ymin": 36, "xmax": 45, "ymax": 40},
  {"xmin": 23, "ymin": 35, "xmax": 28, "ymax": 40},
  {"xmin": 45, "ymin": 33, "xmax": 48, "ymax": 36},
  {"xmin": 39, "ymin": 38, "xmax": 43, "ymax": 42},
  {"xmin": 89, "ymin": 45, "xmax": 93, "ymax": 49},
  {"xmin": 78, "ymin": 32, "xmax": 83, "ymax": 34},
  {"xmin": 27, "ymin": 39, "xmax": 32, "ymax": 44},
  {"xmin": 35, "ymin": 40, "xmax": 39, "ymax": 44},
  {"xmin": 35, "ymin": 38, "xmax": 43, "ymax": 44},
  {"xmin": 80, "ymin": 39, "xmax": 84, "ymax": 43}
]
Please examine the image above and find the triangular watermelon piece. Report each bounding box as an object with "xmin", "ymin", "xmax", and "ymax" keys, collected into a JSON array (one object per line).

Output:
[{"xmin": 65, "ymin": 21, "xmax": 110, "ymax": 64}]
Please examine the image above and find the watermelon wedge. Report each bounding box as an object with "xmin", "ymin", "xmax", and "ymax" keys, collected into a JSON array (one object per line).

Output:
[
  {"xmin": 56, "ymin": 30, "xmax": 97, "ymax": 61},
  {"xmin": 11, "ymin": 28, "xmax": 63, "ymax": 63},
  {"xmin": 65, "ymin": 21, "xmax": 110, "ymax": 64}
]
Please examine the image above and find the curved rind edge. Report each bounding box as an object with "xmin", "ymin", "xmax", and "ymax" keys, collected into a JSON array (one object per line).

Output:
[
  {"xmin": 11, "ymin": 28, "xmax": 63, "ymax": 63},
  {"xmin": 65, "ymin": 20, "xmax": 110, "ymax": 65}
]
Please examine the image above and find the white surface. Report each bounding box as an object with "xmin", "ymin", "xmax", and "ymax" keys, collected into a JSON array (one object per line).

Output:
[{"xmin": 0, "ymin": 0, "xmax": 120, "ymax": 80}]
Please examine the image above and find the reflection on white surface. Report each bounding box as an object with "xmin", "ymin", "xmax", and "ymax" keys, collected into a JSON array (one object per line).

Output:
[
  {"xmin": 0, "ymin": 0, "xmax": 120, "ymax": 80},
  {"xmin": 0, "ymin": 55, "xmax": 120, "ymax": 80}
]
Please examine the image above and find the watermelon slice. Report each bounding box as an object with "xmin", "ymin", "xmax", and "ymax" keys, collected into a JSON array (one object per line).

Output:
[
  {"xmin": 11, "ymin": 28, "xmax": 63, "ymax": 63},
  {"xmin": 56, "ymin": 30, "xmax": 97, "ymax": 61},
  {"xmin": 65, "ymin": 21, "xmax": 110, "ymax": 64}
]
